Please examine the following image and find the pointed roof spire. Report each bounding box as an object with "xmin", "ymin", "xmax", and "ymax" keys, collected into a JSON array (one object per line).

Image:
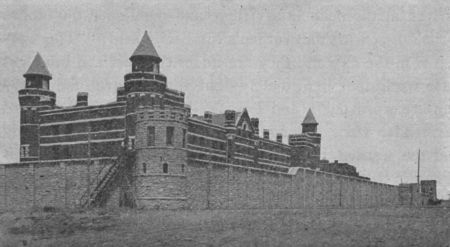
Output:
[
  {"xmin": 23, "ymin": 52, "xmax": 52, "ymax": 78},
  {"xmin": 130, "ymin": 31, "xmax": 161, "ymax": 62},
  {"xmin": 302, "ymin": 108, "xmax": 318, "ymax": 124}
]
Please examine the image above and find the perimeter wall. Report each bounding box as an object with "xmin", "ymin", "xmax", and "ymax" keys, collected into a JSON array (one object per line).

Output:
[
  {"xmin": 0, "ymin": 158, "xmax": 116, "ymax": 211},
  {"xmin": 0, "ymin": 159, "xmax": 399, "ymax": 210},
  {"xmin": 185, "ymin": 160, "xmax": 399, "ymax": 209}
]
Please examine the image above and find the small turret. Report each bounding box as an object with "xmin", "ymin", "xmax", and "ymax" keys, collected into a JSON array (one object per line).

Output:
[
  {"xmin": 23, "ymin": 52, "xmax": 52, "ymax": 90},
  {"xmin": 302, "ymin": 108, "xmax": 318, "ymax": 133},
  {"xmin": 129, "ymin": 31, "xmax": 161, "ymax": 73}
]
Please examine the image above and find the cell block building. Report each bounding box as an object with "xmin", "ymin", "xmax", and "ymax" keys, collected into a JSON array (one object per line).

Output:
[{"xmin": 6, "ymin": 31, "xmax": 401, "ymax": 210}]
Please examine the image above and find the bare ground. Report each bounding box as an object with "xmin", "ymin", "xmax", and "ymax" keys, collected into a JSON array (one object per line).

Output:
[{"xmin": 1, "ymin": 207, "xmax": 449, "ymax": 247}]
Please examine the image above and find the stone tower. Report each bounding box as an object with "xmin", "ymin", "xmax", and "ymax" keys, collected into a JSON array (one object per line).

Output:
[
  {"xmin": 288, "ymin": 109, "xmax": 321, "ymax": 168},
  {"xmin": 18, "ymin": 53, "xmax": 56, "ymax": 162},
  {"xmin": 126, "ymin": 31, "xmax": 189, "ymax": 209}
]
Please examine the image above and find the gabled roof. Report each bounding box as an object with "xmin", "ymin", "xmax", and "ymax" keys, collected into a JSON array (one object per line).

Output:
[
  {"xmin": 302, "ymin": 108, "xmax": 318, "ymax": 124},
  {"xmin": 23, "ymin": 52, "xmax": 52, "ymax": 78},
  {"xmin": 235, "ymin": 108, "xmax": 254, "ymax": 132},
  {"xmin": 211, "ymin": 111, "xmax": 241, "ymax": 126},
  {"xmin": 130, "ymin": 31, "xmax": 161, "ymax": 62}
]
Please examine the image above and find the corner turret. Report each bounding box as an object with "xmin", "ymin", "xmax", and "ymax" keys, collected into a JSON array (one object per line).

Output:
[{"xmin": 18, "ymin": 53, "xmax": 56, "ymax": 161}]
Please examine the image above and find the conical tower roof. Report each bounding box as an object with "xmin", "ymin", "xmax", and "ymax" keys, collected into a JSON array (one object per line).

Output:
[
  {"xmin": 23, "ymin": 52, "xmax": 52, "ymax": 78},
  {"xmin": 302, "ymin": 108, "xmax": 318, "ymax": 125},
  {"xmin": 130, "ymin": 31, "xmax": 161, "ymax": 62}
]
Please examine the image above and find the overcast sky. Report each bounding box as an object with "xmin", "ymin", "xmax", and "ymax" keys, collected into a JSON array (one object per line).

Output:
[{"xmin": 0, "ymin": 0, "xmax": 449, "ymax": 198}]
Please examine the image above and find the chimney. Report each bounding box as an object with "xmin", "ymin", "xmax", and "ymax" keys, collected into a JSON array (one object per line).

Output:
[
  {"xmin": 263, "ymin": 129, "xmax": 270, "ymax": 139},
  {"xmin": 116, "ymin": 87, "xmax": 125, "ymax": 102},
  {"xmin": 204, "ymin": 111, "xmax": 213, "ymax": 123},
  {"xmin": 250, "ymin": 118, "xmax": 259, "ymax": 136},
  {"xmin": 76, "ymin": 92, "xmax": 88, "ymax": 106},
  {"xmin": 224, "ymin": 110, "xmax": 236, "ymax": 127},
  {"xmin": 276, "ymin": 133, "xmax": 282, "ymax": 143}
]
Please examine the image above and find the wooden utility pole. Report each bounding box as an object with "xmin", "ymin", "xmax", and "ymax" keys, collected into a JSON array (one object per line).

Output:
[
  {"xmin": 87, "ymin": 125, "xmax": 91, "ymax": 207},
  {"xmin": 417, "ymin": 149, "xmax": 421, "ymax": 193}
]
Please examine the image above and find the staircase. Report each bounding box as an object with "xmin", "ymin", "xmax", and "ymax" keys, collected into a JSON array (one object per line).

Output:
[{"xmin": 80, "ymin": 151, "xmax": 135, "ymax": 208}]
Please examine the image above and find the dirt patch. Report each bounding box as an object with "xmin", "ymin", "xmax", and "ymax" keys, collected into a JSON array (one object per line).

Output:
[{"xmin": 7, "ymin": 211, "xmax": 117, "ymax": 238}]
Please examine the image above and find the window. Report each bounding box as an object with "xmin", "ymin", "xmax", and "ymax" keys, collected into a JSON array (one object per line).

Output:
[
  {"xmin": 181, "ymin": 164, "xmax": 185, "ymax": 173},
  {"xmin": 166, "ymin": 127, "xmax": 174, "ymax": 146},
  {"xmin": 182, "ymin": 129, "xmax": 187, "ymax": 148},
  {"xmin": 20, "ymin": 145, "xmax": 29, "ymax": 158},
  {"xmin": 142, "ymin": 163, "xmax": 147, "ymax": 173},
  {"xmin": 42, "ymin": 80, "xmax": 49, "ymax": 90},
  {"xmin": 129, "ymin": 137, "xmax": 135, "ymax": 150},
  {"xmin": 163, "ymin": 163, "xmax": 168, "ymax": 173},
  {"xmin": 147, "ymin": 126, "xmax": 155, "ymax": 146}
]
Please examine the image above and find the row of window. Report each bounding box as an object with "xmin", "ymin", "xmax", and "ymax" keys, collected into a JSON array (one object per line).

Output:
[
  {"xmin": 147, "ymin": 126, "xmax": 186, "ymax": 147},
  {"xmin": 40, "ymin": 107, "xmax": 124, "ymax": 124},
  {"xmin": 141, "ymin": 163, "xmax": 185, "ymax": 174},
  {"xmin": 188, "ymin": 135, "xmax": 226, "ymax": 150},
  {"xmin": 41, "ymin": 119, "xmax": 124, "ymax": 136}
]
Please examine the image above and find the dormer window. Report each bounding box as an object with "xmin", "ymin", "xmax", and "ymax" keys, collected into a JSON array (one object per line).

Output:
[{"xmin": 242, "ymin": 123, "xmax": 248, "ymax": 131}]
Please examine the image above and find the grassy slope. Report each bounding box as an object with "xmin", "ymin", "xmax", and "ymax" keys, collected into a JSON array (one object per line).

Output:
[{"xmin": 1, "ymin": 207, "xmax": 449, "ymax": 246}]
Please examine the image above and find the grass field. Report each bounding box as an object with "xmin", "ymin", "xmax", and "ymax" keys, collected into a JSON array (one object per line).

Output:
[{"xmin": 1, "ymin": 207, "xmax": 449, "ymax": 246}]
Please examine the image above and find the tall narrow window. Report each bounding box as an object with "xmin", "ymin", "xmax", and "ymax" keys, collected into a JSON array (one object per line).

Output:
[
  {"xmin": 182, "ymin": 129, "xmax": 187, "ymax": 148},
  {"xmin": 142, "ymin": 163, "xmax": 147, "ymax": 173},
  {"xmin": 227, "ymin": 139, "xmax": 233, "ymax": 159},
  {"xmin": 181, "ymin": 164, "xmax": 185, "ymax": 173},
  {"xmin": 166, "ymin": 127, "xmax": 174, "ymax": 146},
  {"xmin": 147, "ymin": 126, "xmax": 155, "ymax": 146},
  {"xmin": 163, "ymin": 163, "xmax": 168, "ymax": 173}
]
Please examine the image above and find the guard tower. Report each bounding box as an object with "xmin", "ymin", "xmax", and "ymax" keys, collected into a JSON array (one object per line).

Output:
[
  {"xmin": 288, "ymin": 109, "xmax": 321, "ymax": 168},
  {"xmin": 18, "ymin": 53, "xmax": 56, "ymax": 162},
  {"xmin": 125, "ymin": 31, "xmax": 189, "ymax": 209}
]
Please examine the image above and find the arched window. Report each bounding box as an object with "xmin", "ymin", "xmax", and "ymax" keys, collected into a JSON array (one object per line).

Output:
[
  {"xmin": 142, "ymin": 163, "xmax": 147, "ymax": 174},
  {"xmin": 163, "ymin": 163, "xmax": 168, "ymax": 173}
]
